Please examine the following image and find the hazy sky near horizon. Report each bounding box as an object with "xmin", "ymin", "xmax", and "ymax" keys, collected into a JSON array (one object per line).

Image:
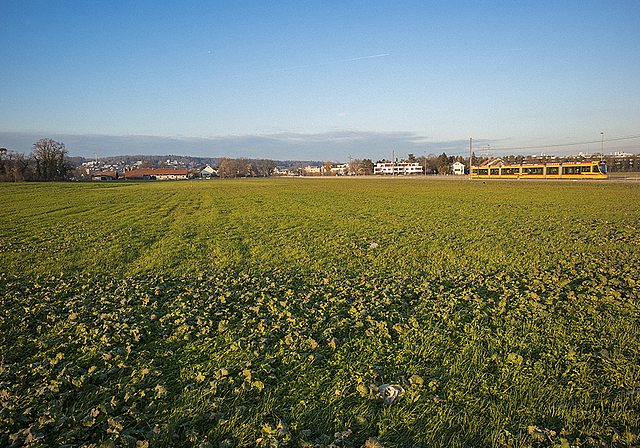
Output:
[{"xmin": 1, "ymin": 1, "xmax": 639, "ymax": 160}]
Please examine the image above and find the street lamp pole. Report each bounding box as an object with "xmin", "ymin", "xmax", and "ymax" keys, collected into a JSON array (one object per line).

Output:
[{"xmin": 601, "ymin": 132, "xmax": 604, "ymax": 160}]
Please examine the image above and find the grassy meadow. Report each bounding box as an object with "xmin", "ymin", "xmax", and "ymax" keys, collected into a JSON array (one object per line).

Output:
[{"xmin": 1, "ymin": 178, "xmax": 639, "ymax": 448}]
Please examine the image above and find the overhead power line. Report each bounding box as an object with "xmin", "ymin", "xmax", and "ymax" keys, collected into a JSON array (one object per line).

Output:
[{"xmin": 477, "ymin": 134, "xmax": 640, "ymax": 153}]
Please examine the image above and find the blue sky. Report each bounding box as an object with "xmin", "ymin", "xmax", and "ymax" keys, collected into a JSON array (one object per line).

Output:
[{"xmin": 1, "ymin": 1, "xmax": 639, "ymax": 161}]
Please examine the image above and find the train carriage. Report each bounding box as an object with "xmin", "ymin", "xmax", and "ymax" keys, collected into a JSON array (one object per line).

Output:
[{"xmin": 470, "ymin": 160, "xmax": 607, "ymax": 180}]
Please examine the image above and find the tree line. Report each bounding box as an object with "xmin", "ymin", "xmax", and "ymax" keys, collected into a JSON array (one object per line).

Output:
[
  {"xmin": 0, "ymin": 139, "xmax": 75, "ymax": 182},
  {"xmin": 415, "ymin": 153, "xmax": 465, "ymax": 175},
  {"xmin": 217, "ymin": 158, "xmax": 278, "ymax": 178},
  {"xmin": 316, "ymin": 159, "xmax": 375, "ymax": 175},
  {"xmin": 315, "ymin": 154, "xmax": 465, "ymax": 176},
  {"xmin": 372, "ymin": 153, "xmax": 465, "ymax": 175},
  {"xmin": 2, "ymin": 138, "xmax": 639, "ymax": 182}
]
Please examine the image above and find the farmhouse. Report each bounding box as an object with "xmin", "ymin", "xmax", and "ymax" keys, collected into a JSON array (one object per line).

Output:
[
  {"xmin": 452, "ymin": 161, "xmax": 466, "ymax": 175},
  {"xmin": 200, "ymin": 164, "xmax": 216, "ymax": 178},
  {"xmin": 374, "ymin": 162, "xmax": 424, "ymax": 175},
  {"xmin": 91, "ymin": 171, "xmax": 119, "ymax": 181},
  {"xmin": 124, "ymin": 168, "xmax": 188, "ymax": 180}
]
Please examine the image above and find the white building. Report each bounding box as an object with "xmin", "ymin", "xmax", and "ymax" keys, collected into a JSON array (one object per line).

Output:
[
  {"xmin": 304, "ymin": 165, "xmax": 322, "ymax": 175},
  {"xmin": 200, "ymin": 164, "xmax": 216, "ymax": 178},
  {"xmin": 452, "ymin": 161, "xmax": 466, "ymax": 175},
  {"xmin": 374, "ymin": 162, "xmax": 423, "ymax": 175},
  {"xmin": 331, "ymin": 164, "xmax": 349, "ymax": 175}
]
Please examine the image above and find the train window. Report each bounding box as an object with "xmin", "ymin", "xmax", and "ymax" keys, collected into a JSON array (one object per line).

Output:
[
  {"xmin": 546, "ymin": 167, "xmax": 559, "ymax": 175},
  {"xmin": 479, "ymin": 168, "xmax": 488, "ymax": 175},
  {"xmin": 490, "ymin": 168, "xmax": 499, "ymax": 175},
  {"xmin": 582, "ymin": 166, "xmax": 592, "ymax": 173},
  {"xmin": 598, "ymin": 164, "xmax": 607, "ymax": 174},
  {"xmin": 472, "ymin": 169, "xmax": 478, "ymax": 174},
  {"xmin": 502, "ymin": 168, "xmax": 519, "ymax": 175},
  {"xmin": 563, "ymin": 166, "xmax": 579, "ymax": 175}
]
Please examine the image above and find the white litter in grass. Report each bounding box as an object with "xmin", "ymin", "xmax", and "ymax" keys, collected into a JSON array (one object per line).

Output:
[
  {"xmin": 369, "ymin": 242, "xmax": 379, "ymax": 248},
  {"xmin": 377, "ymin": 384, "xmax": 405, "ymax": 405}
]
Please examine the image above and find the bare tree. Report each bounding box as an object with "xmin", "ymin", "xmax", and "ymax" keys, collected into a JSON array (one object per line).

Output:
[
  {"xmin": 323, "ymin": 160, "xmax": 334, "ymax": 176},
  {"xmin": 217, "ymin": 158, "xmax": 233, "ymax": 178},
  {"xmin": 418, "ymin": 155, "xmax": 436, "ymax": 174},
  {"xmin": 218, "ymin": 158, "xmax": 248, "ymax": 178},
  {"xmin": 245, "ymin": 160, "xmax": 258, "ymax": 177},
  {"xmin": 256, "ymin": 159, "xmax": 277, "ymax": 177},
  {"xmin": 71, "ymin": 166, "xmax": 91, "ymax": 180},
  {"xmin": 31, "ymin": 138, "xmax": 71, "ymax": 181},
  {"xmin": 0, "ymin": 148, "xmax": 32, "ymax": 182},
  {"xmin": 347, "ymin": 159, "xmax": 374, "ymax": 175},
  {"xmin": 349, "ymin": 159, "xmax": 361, "ymax": 175}
]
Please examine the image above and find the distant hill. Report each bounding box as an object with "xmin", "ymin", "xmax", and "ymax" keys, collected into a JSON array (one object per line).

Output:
[{"xmin": 70, "ymin": 154, "xmax": 323, "ymax": 169}]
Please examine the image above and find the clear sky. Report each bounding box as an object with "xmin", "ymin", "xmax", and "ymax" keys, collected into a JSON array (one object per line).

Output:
[{"xmin": 1, "ymin": 1, "xmax": 639, "ymax": 161}]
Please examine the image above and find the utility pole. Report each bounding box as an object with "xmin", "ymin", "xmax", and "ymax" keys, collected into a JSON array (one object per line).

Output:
[
  {"xmin": 469, "ymin": 138, "xmax": 472, "ymax": 179},
  {"xmin": 392, "ymin": 150, "xmax": 395, "ymax": 177},
  {"xmin": 601, "ymin": 132, "xmax": 604, "ymax": 160},
  {"xmin": 424, "ymin": 150, "xmax": 427, "ymax": 176}
]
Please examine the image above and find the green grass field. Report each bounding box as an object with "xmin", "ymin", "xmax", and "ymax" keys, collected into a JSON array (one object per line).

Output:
[{"xmin": 1, "ymin": 179, "xmax": 639, "ymax": 448}]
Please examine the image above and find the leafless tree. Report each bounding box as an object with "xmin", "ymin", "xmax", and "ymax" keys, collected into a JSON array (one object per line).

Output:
[
  {"xmin": 71, "ymin": 166, "xmax": 91, "ymax": 180},
  {"xmin": 0, "ymin": 148, "xmax": 32, "ymax": 182},
  {"xmin": 255, "ymin": 159, "xmax": 277, "ymax": 177},
  {"xmin": 31, "ymin": 138, "xmax": 71, "ymax": 181},
  {"xmin": 323, "ymin": 160, "xmax": 334, "ymax": 176},
  {"xmin": 245, "ymin": 161, "xmax": 258, "ymax": 177},
  {"xmin": 218, "ymin": 158, "xmax": 248, "ymax": 178}
]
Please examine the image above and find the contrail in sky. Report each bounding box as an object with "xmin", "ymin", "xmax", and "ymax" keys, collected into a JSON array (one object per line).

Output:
[{"xmin": 339, "ymin": 53, "xmax": 390, "ymax": 62}]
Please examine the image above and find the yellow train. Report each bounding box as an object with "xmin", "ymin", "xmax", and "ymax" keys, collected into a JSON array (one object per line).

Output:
[{"xmin": 470, "ymin": 160, "xmax": 607, "ymax": 179}]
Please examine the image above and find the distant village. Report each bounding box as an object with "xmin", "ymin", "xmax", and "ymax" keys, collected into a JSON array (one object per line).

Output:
[
  {"xmin": 2, "ymin": 138, "xmax": 639, "ymax": 183},
  {"xmin": 83, "ymin": 151, "xmax": 640, "ymax": 181}
]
